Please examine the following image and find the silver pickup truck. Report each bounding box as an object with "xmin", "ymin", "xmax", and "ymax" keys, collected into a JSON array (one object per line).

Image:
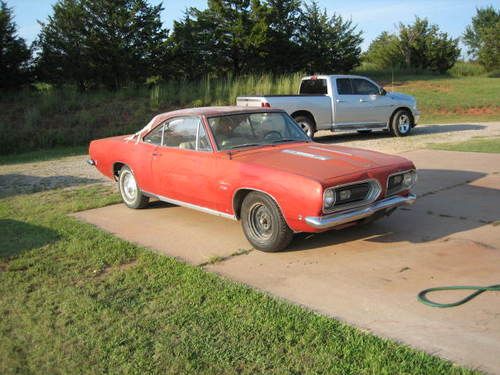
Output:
[{"xmin": 236, "ymin": 74, "xmax": 420, "ymax": 138}]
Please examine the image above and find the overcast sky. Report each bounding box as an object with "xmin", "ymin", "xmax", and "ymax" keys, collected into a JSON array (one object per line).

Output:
[{"xmin": 7, "ymin": 0, "xmax": 499, "ymax": 52}]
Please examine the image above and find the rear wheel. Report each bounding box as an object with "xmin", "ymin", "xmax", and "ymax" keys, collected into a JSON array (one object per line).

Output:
[
  {"xmin": 390, "ymin": 109, "xmax": 413, "ymax": 137},
  {"xmin": 293, "ymin": 115, "xmax": 315, "ymax": 139},
  {"xmin": 241, "ymin": 192, "xmax": 293, "ymax": 252},
  {"xmin": 118, "ymin": 166, "xmax": 149, "ymax": 209}
]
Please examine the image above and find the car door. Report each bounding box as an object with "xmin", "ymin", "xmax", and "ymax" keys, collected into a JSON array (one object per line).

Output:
[
  {"xmin": 333, "ymin": 78, "xmax": 371, "ymax": 126},
  {"xmin": 351, "ymin": 78, "xmax": 393, "ymax": 125},
  {"xmin": 148, "ymin": 116, "xmax": 218, "ymax": 210}
]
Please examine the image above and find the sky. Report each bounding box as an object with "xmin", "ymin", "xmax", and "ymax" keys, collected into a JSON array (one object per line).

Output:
[{"xmin": 7, "ymin": 0, "xmax": 500, "ymax": 53}]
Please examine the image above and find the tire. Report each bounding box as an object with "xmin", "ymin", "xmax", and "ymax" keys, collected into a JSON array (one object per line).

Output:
[
  {"xmin": 390, "ymin": 109, "xmax": 413, "ymax": 137},
  {"xmin": 118, "ymin": 166, "xmax": 149, "ymax": 209},
  {"xmin": 293, "ymin": 115, "xmax": 315, "ymax": 139},
  {"xmin": 241, "ymin": 192, "xmax": 293, "ymax": 252}
]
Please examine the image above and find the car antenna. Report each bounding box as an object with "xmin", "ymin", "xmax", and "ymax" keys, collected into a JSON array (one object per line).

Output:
[{"xmin": 228, "ymin": 150, "xmax": 232, "ymax": 160}]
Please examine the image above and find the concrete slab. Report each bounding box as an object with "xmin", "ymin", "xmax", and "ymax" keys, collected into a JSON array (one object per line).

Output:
[
  {"xmin": 72, "ymin": 201, "xmax": 250, "ymax": 265},
  {"xmin": 72, "ymin": 149, "xmax": 500, "ymax": 372}
]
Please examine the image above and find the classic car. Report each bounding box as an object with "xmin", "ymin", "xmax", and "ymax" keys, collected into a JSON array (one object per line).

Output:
[{"xmin": 88, "ymin": 106, "xmax": 417, "ymax": 252}]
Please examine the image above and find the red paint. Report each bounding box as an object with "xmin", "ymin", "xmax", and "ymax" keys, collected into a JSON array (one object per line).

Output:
[{"xmin": 89, "ymin": 107, "xmax": 415, "ymax": 233}]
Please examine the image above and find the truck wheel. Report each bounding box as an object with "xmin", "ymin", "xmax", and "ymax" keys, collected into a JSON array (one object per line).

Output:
[
  {"xmin": 390, "ymin": 109, "xmax": 413, "ymax": 137},
  {"xmin": 241, "ymin": 192, "xmax": 293, "ymax": 252},
  {"xmin": 293, "ymin": 115, "xmax": 315, "ymax": 139},
  {"xmin": 118, "ymin": 166, "xmax": 149, "ymax": 209}
]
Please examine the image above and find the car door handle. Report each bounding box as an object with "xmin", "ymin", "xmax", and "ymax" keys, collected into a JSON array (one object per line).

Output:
[
  {"xmin": 359, "ymin": 99, "xmax": 367, "ymax": 102},
  {"xmin": 336, "ymin": 99, "xmax": 345, "ymax": 103},
  {"xmin": 152, "ymin": 152, "xmax": 162, "ymax": 157}
]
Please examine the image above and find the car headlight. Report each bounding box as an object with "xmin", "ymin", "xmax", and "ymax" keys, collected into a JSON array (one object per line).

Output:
[
  {"xmin": 323, "ymin": 189, "xmax": 336, "ymax": 209},
  {"xmin": 387, "ymin": 170, "xmax": 417, "ymax": 195}
]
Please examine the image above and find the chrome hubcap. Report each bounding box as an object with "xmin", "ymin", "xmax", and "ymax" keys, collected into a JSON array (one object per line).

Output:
[
  {"xmin": 248, "ymin": 203, "xmax": 273, "ymax": 240},
  {"xmin": 121, "ymin": 171, "xmax": 137, "ymax": 203},
  {"xmin": 398, "ymin": 114, "xmax": 410, "ymax": 133}
]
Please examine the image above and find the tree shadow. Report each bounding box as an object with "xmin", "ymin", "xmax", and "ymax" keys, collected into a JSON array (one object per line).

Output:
[
  {"xmin": 315, "ymin": 124, "xmax": 486, "ymax": 143},
  {"xmin": 285, "ymin": 168, "xmax": 498, "ymax": 252},
  {"xmin": 0, "ymin": 219, "xmax": 59, "ymax": 259},
  {"xmin": 0, "ymin": 174, "xmax": 101, "ymax": 198}
]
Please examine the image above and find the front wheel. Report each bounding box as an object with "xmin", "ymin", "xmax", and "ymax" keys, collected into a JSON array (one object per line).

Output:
[
  {"xmin": 390, "ymin": 109, "xmax": 413, "ymax": 137},
  {"xmin": 293, "ymin": 115, "xmax": 315, "ymax": 139},
  {"xmin": 241, "ymin": 192, "xmax": 293, "ymax": 252},
  {"xmin": 118, "ymin": 166, "xmax": 149, "ymax": 209}
]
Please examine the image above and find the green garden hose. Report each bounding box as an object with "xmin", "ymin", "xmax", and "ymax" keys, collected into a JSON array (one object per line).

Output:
[{"xmin": 417, "ymin": 284, "xmax": 500, "ymax": 308}]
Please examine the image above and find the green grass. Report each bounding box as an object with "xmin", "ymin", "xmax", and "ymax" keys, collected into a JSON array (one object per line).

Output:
[
  {"xmin": 428, "ymin": 136, "xmax": 500, "ymax": 153},
  {"xmin": 0, "ymin": 184, "xmax": 477, "ymax": 374},
  {"xmin": 0, "ymin": 146, "xmax": 87, "ymax": 165}
]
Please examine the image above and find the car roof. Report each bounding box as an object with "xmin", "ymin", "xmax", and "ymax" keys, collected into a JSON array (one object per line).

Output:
[
  {"xmin": 139, "ymin": 106, "xmax": 286, "ymax": 135},
  {"xmin": 160, "ymin": 106, "xmax": 284, "ymax": 118}
]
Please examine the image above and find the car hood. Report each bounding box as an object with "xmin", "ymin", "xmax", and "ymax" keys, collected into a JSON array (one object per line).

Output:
[
  {"xmin": 387, "ymin": 91, "xmax": 416, "ymax": 104},
  {"xmin": 229, "ymin": 143, "xmax": 414, "ymax": 183}
]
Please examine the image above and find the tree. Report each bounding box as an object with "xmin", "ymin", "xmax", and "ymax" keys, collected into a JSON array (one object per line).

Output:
[
  {"xmin": 297, "ymin": 2, "xmax": 362, "ymax": 74},
  {"xmin": 463, "ymin": 6, "xmax": 499, "ymax": 71},
  {"xmin": 0, "ymin": 0, "xmax": 32, "ymax": 89},
  {"xmin": 363, "ymin": 31, "xmax": 402, "ymax": 69},
  {"xmin": 36, "ymin": 0, "xmax": 167, "ymax": 89},
  {"xmin": 365, "ymin": 17, "xmax": 460, "ymax": 73}
]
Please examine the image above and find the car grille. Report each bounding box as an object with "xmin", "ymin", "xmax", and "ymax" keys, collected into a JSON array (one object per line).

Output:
[{"xmin": 325, "ymin": 180, "xmax": 381, "ymax": 213}]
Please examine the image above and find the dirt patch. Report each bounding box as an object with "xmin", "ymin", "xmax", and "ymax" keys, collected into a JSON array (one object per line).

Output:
[
  {"xmin": 434, "ymin": 106, "xmax": 499, "ymax": 116},
  {"xmin": 94, "ymin": 259, "xmax": 138, "ymax": 279}
]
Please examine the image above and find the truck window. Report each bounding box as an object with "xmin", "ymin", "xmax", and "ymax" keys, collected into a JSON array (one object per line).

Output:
[
  {"xmin": 352, "ymin": 78, "xmax": 379, "ymax": 95},
  {"xmin": 336, "ymin": 78, "xmax": 353, "ymax": 95},
  {"xmin": 300, "ymin": 79, "xmax": 327, "ymax": 95}
]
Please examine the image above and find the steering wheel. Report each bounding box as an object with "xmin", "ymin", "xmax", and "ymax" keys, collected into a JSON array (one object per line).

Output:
[{"xmin": 263, "ymin": 130, "xmax": 282, "ymax": 141}]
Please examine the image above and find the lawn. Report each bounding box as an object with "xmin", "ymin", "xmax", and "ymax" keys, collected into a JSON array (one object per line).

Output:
[
  {"xmin": 0, "ymin": 183, "xmax": 477, "ymax": 374},
  {"xmin": 428, "ymin": 136, "xmax": 500, "ymax": 153}
]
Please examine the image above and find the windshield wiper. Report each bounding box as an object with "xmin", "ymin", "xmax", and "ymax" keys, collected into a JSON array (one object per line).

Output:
[
  {"xmin": 272, "ymin": 138, "xmax": 302, "ymax": 144},
  {"xmin": 230, "ymin": 143, "xmax": 262, "ymax": 149}
]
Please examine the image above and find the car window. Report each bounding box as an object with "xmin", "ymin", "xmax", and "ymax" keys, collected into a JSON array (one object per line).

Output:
[
  {"xmin": 208, "ymin": 112, "xmax": 308, "ymax": 150},
  {"xmin": 143, "ymin": 124, "xmax": 163, "ymax": 145},
  {"xmin": 145, "ymin": 116, "xmax": 211, "ymax": 151},
  {"xmin": 352, "ymin": 78, "xmax": 379, "ymax": 95},
  {"xmin": 336, "ymin": 78, "xmax": 353, "ymax": 95},
  {"xmin": 299, "ymin": 79, "xmax": 327, "ymax": 95}
]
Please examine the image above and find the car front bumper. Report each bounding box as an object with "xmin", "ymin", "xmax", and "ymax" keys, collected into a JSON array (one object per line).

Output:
[{"xmin": 305, "ymin": 193, "xmax": 416, "ymax": 230}]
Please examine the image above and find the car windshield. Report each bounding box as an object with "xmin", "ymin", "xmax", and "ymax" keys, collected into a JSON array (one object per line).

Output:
[{"xmin": 207, "ymin": 112, "xmax": 309, "ymax": 151}]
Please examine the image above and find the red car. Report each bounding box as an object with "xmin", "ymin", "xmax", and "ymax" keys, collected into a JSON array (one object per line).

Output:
[{"xmin": 88, "ymin": 106, "xmax": 417, "ymax": 252}]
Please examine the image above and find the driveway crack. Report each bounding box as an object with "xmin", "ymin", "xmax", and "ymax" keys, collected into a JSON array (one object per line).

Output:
[{"xmin": 200, "ymin": 248, "xmax": 254, "ymax": 267}]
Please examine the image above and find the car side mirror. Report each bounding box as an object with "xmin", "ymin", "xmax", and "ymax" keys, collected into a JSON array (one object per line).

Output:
[{"xmin": 379, "ymin": 88, "xmax": 387, "ymax": 96}]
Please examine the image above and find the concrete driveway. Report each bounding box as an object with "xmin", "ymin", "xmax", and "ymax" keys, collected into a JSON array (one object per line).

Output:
[{"xmin": 73, "ymin": 148, "xmax": 500, "ymax": 373}]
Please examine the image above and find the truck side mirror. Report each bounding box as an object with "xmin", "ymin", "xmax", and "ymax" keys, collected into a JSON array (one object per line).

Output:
[{"xmin": 379, "ymin": 88, "xmax": 387, "ymax": 96}]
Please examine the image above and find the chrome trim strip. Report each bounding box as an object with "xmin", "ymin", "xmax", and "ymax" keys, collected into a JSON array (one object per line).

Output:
[
  {"xmin": 308, "ymin": 146, "xmax": 352, "ymax": 156},
  {"xmin": 143, "ymin": 191, "xmax": 237, "ymax": 221},
  {"xmin": 323, "ymin": 179, "xmax": 381, "ymax": 214},
  {"xmin": 386, "ymin": 169, "xmax": 417, "ymax": 196},
  {"xmin": 282, "ymin": 149, "xmax": 331, "ymax": 161},
  {"xmin": 307, "ymin": 193, "xmax": 416, "ymax": 229}
]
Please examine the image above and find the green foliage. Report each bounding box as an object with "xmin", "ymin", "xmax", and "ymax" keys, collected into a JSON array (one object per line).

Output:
[
  {"xmin": 448, "ymin": 61, "xmax": 486, "ymax": 77},
  {"xmin": 35, "ymin": 0, "xmax": 168, "ymax": 89},
  {"xmin": 0, "ymin": 1, "xmax": 32, "ymax": 89},
  {"xmin": 364, "ymin": 17, "xmax": 460, "ymax": 73},
  {"xmin": 297, "ymin": 1, "xmax": 362, "ymax": 73},
  {"xmin": 463, "ymin": 6, "xmax": 500, "ymax": 71},
  {"xmin": 428, "ymin": 136, "xmax": 500, "ymax": 154},
  {"xmin": 167, "ymin": 0, "xmax": 362, "ymax": 78}
]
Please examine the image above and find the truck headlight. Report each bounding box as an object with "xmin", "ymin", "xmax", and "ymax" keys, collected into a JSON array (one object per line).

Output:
[{"xmin": 324, "ymin": 189, "xmax": 335, "ymax": 209}]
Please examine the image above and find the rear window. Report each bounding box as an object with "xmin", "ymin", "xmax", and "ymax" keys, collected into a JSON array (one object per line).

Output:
[{"xmin": 299, "ymin": 79, "xmax": 327, "ymax": 95}]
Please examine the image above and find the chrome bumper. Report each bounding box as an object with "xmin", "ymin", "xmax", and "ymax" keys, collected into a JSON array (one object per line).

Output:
[{"xmin": 305, "ymin": 193, "xmax": 416, "ymax": 230}]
